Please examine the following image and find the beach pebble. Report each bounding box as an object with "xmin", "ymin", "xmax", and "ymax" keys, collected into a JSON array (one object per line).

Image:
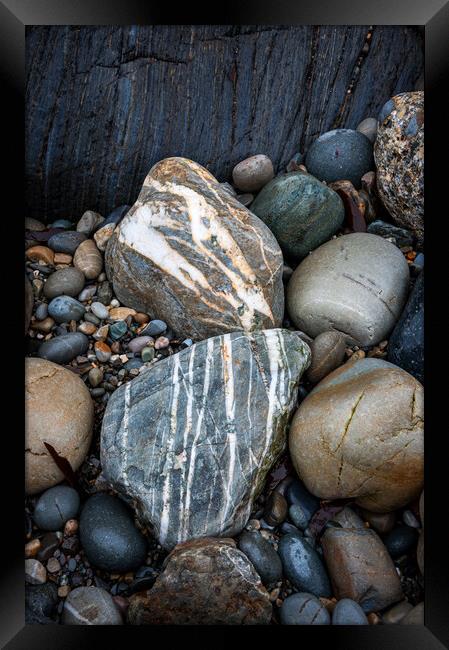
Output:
[
  {"xmin": 26, "ymin": 246, "xmax": 55, "ymax": 266},
  {"xmin": 73, "ymin": 239, "xmax": 103, "ymax": 280},
  {"xmin": 76, "ymin": 211, "xmax": 104, "ymax": 236},
  {"xmin": 278, "ymin": 534, "xmax": 331, "ymax": 597},
  {"xmin": 90, "ymin": 302, "xmax": 109, "ymax": 320},
  {"xmin": 95, "ymin": 341, "xmax": 112, "ymax": 362},
  {"xmin": 48, "ymin": 231, "xmax": 86, "ymax": 255},
  {"xmin": 306, "ymin": 331, "xmax": 346, "ymax": 384},
  {"xmin": 238, "ymin": 531, "xmax": 282, "ymax": 587},
  {"xmin": 25, "ymin": 559, "xmax": 47, "ymax": 585},
  {"xmin": 38, "ymin": 332, "xmax": 89, "ymax": 364},
  {"xmin": 48, "ymin": 296, "xmax": 85, "ymax": 323},
  {"xmin": 356, "ymin": 117, "xmax": 378, "ymax": 143},
  {"xmin": 33, "ymin": 486, "xmax": 80, "ymax": 531},
  {"xmin": 332, "ymin": 598, "xmax": 369, "ymax": 625},
  {"xmin": 280, "ymin": 592, "xmax": 330, "ymax": 625},
  {"xmin": 62, "ymin": 587, "xmax": 123, "ymax": 625},
  {"xmin": 232, "ymin": 154, "xmax": 274, "ymax": 192},
  {"xmin": 44, "ymin": 267, "xmax": 85, "ymax": 299}
]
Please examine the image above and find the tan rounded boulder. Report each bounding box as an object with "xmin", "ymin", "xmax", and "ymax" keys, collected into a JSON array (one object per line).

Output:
[
  {"xmin": 25, "ymin": 358, "xmax": 94, "ymax": 495},
  {"xmin": 289, "ymin": 358, "xmax": 423, "ymax": 512}
]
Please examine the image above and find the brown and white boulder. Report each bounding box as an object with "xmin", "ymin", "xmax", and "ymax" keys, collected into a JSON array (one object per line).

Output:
[
  {"xmin": 127, "ymin": 538, "xmax": 272, "ymax": 625},
  {"xmin": 105, "ymin": 157, "xmax": 284, "ymax": 340},
  {"xmin": 289, "ymin": 358, "xmax": 424, "ymax": 512},
  {"xmin": 25, "ymin": 358, "xmax": 94, "ymax": 494}
]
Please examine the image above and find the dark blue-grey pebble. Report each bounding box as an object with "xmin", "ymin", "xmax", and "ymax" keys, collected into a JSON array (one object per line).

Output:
[
  {"xmin": 38, "ymin": 332, "xmax": 89, "ymax": 364},
  {"xmin": 305, "ymin": 128, "xmax": 374, "ymax": 188},
  {"xmin": 51, "ymin": 219, "xmax": 73, "ymax": 229},
  {"xmin": 278, "ymin": 533, "xmax": 331, "ymax": 597},
  {"xmin": 142, "ymin": 319, "xmax": 167, "ymax": 337},
  {"xmin": 102, "ymin": 205, "xmax": 130, "ymax": 227},
  {"xmin": 80, "ymin": 493, "xmax": 148, "ymax": 572},
  {"xmin": 48, "ymin": 296, "xmax": 86, "ymax": 323},
  {"xmin": 35, "ymin": 303, "xmax": 48, "ymax": 321},
  {"xmin": 48, "ymin": 231, "xmax": 87, "ymax": 254},
  {"xmin": 280, "ymin": 592, "xmax": 330, "ymax": 625},
  {"xmin": 332, "ymin": 598, "xmax": 369, "ymax": 625},
  {"xmin": 286, "ymin": 479, "xmax": 319, "ymax": 528},
  {"xmin": 367, "ymin": 220, "xmax": 414, "ymax": 248},
  {"xmin": 387, "ymin": 271, "xmax": 424, "ymax": 384},
  {"xmin": 109, "ymin": 321, "xmax": 128, "ymax": 340},
  {"xmin": 384, "ymin": 526, "xmax": 419, "ymax": 559},
  {"xmin": 238, "ymin": 531, "xmax": 283, "ymax": 587},
  {"xmin": 280, "ymin": 521, "xmax": 302, "ymax": 536},
  {"xmin": 33, "ymin": 485, "xmax": 80, "ymax": 531},
  {"xmin": 124, "ymin": 358, "xmax": 144, "ymax": 371}
]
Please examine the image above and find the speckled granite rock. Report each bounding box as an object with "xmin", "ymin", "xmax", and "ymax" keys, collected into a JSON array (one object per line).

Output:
[
  {"xmin": 388, "ymin": 271, "xmax": 424, "ymax": 383},
  {"xmin": 250, "ymin": 171, "xmax": 344, "ymax": 260},
  {"xmin": 289, "ymin": 358, "xmax": 424, "ymax": 512},
  {"xmin": 286, "ymin": 233, "xmax": 409, "ymax": 346},
  {"xmin": 101, "ymin": 329, "xmax": 310, "ymax": 550},
  {"xmin": 105, "ymin": 157, "xmax": 284, "ymax": 340},
  {"xmin": 375, "ymin": 92, "xmax": 424, "ymax": 244},
  {"xmin": 127, "ymin": 538, "xmax": 272, "ymax": 625}
]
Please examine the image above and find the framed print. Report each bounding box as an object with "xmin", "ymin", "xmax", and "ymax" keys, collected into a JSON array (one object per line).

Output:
[{"xmin": 2, "ymin": 0, "xmax": 448, "ymax": 647}]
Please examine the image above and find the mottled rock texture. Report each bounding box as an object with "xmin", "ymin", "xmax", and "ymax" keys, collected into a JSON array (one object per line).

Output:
[
  {"xmin": 101, "ymin": 329, "xmax": 310, "ymax": 550},
  {"xmin": 105, "ymin": 157, "xmax": 284, "ymax": 340},
  {"xmin": 25, "ymin": 358, "xmax": 94, "ymax": 494},
  {"xmin": 375, "ymin": 92, "xmax": 424, "ymax": 244},
  {"xmin": 127, "ymin": 538, "xmax": 272, "ymax": 625},
  {"xmin": 250, "ymin": 171, "xmax": 344, "ymax": 260},
  {"xmin": 289, "ymin": 358, "xmax": 424, "ymax": 512},
  {"xmin": 286, "ymin": 233, "xmax": 409, "ymax": 346}
]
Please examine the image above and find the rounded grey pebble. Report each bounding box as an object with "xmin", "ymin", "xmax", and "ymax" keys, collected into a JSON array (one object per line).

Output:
[
  {"xmin": 124, "ymin": 358, "xmax": 144, "ymax": 371},
  {"xmin": 278, "ymin": 534, "xmax": 331, "ymax": 597},
  {"xmin": 84, "ymin": 312, "xmax": 100, "ymax": 325},
  {"xmin": 90, "ymin": 302, "xmax": 109, "ymax": 320},
  {"xmin": 38, "ymin": 332, "xmax": 89, "ymax": 364},
  {"xmin": 80, "ymin": 493, "xmax": 147, "ymax": 572},
  {"xmin": 62, "ymin": 586, "xmax": 123, "ymax": 625},
  {"xmin": 356, "ymin": 117, "xmax": 378, "ymax": 143},
  {"xmin": 48, "ymin": 231, "xmax": 87, "ymax": 255},
  {"xmin": 332, "ymin": 598, "xmax": 369, "ymax": 625},
  {"xmin": 280, "ymin": 592, "xmax": 330, "ymax": 625},
  {"xmin": 48, "ymin": 296, "xmax": 86, "ymax": 323},
  {"xmin": 35, "ymin": 303, "xmax": 48, "ymax": 321},
  {"xmin": 305, "ymin": 129, "xmax": 374, "ymax": 188},
  {"xmin": 44, "ymin": 267, "xmax": 85, "ymax": 299},
  {"xmin": 141, "ymin": 319, "xmax": 167, "ymax": 337},
  {"xmin": 78, "ymin": 285, "xmax": 97, "ymax": 302},
  {"xmin": 33, "ymin": 486, "xmax": 80, "ymax": 531},
  {"xmin": 238, "ymin": 531, "xmax": 283, "ymax": 587}
]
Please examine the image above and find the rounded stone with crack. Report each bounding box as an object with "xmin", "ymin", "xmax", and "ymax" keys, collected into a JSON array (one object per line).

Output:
[{"xmin": 289, "ymin": 358, "xmax": 423, "ymax": 512}]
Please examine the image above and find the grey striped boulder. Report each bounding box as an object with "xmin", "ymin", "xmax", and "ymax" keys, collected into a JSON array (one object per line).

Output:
[
  {"xmin": 100, "ymin": 329, "xmax": 310, "ymax": 550},
  {"xmin": 104, "ymin": 157, "xmax": 284, "ymax": 341}
]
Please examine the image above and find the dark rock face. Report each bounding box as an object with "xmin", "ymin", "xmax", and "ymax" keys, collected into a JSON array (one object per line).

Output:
[
  {"xmin": 38, "ymin": 332, "xmax": 89, "ymax": 364},
  {"xmin": 278, "ymin": 533, "xmax": 331, "ymax": 597},
  {"xmin": 388, "ymin": 271, "xmax": 424, "ymax": 383},
  {"xmin": 127, "ymin": 538, "xmax": 272, "ymax": 625},
  {"xmin": 321, "ymin": 515, "xmax": 403, "ymax": 612},
  {"xmin": 305, "ymin": 129, "xmax": 374, "ymax": 188},
  {"xmin": 238, "ymin": 531, "xmax": 283, "ymax": 587},
  {"xmin": 250, "ymin": 171, "xmax": 344, "ymax": 261},
  {"xmin": 25, "ymin": 582, "xmax": 59, "ymax": 624},
  {"xmin": 101, "ymin": 329, "xmax": 310, "ymax": 550},
  {"xmin": 105, "ymin": 157, "xmax": 284, "ymax": 340},
  {"xmin": 79, "ymin": 494, "xmax": 148, "ymax": 572}
]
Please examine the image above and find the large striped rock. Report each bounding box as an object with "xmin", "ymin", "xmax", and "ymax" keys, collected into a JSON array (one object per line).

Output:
[
  {"xmin": 105, "ymin": 157, "xmax": 284, "ymax": 340},
  {"xmin": 101, "ymin": 329, "xmax": 310, "ymax": 550}
]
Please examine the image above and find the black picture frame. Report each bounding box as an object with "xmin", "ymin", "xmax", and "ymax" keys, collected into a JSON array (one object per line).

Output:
[{"xmin": 4, "ymin": 1, "xmax": 448, "ymax": 647}]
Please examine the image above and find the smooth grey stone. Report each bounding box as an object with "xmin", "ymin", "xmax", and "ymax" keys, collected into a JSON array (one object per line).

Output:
[
  {"xmin": 80, "ymin": 493, "xmax": 147, "ymax": 572},
  {"xmin": 251, "ymin": 171, "xmax": 344, "ymax": 260},
  {"xmin": 384, "ymin": 526, "xmax": 419, "ymax": 559},
  {"xmin": 124, "ymin": 358, "xmax": 143, "ymax": 371},
  {"xmin": 127, "ymin": 336, "xmax": 153, "ymax": 353},
  {"xmin": 102, "ymin": 205, "xmax": 130, "ymax": 227},
  {"xmin": 51, "ymin": 220, "xmax": 72, "ymax": 229},
  {"xmin": 286, "ymin": 480, "xmax": 319, "ymax": 529},
  {"xmin": 141, "ymin": 319, "xmax": 167, "ymax": 337},
  {"xmin": 44, "ymin": 267, "xmax": 85, "ymax": 299},
  {"xmin": 278, "ymin": 533, "xmax": 331, "ymax": 597},
  {"xmin": 48, "ymin": 231, "xmax": 86, "ymax": 254},
  {"xmin": 356, "ymin": 117, "xmax": 378, "ymax": 143},
  {"xmin": 287, "ymin": 233, "xmax": 410, "ymax": 346},
  {"xmin": 62, "ymin": 586, "xmax": 123, "ymax": 625},
  {"xmin": 96, "ymin": 281, "xmax": 113, "ymax": 305},
  {"xmin": 90, "ymin": 302, "xmax": 109, "ymax": 320},
  {"xmin": 38, "ymin": 332, "xmax": 89, "ymax": 364},
  {"xmin": 305, "ymin": 128, "xmax": 373, "ymax": 188},
  {"xmin": 387, "ymin": 271, "xmax": 424, "ymax": 383},
  {"xmin": 400, "ymin": 602, "xmax": 424, "ymax": 625},
  {"xmin": 101, "ymin": 329, "xmax": 310, "ymax": 550},
  {"xmin": 78, "ymin": 285, "xmax": 97, "ymax": 302},
  {"xmin": 35, "ymin": 303, "xmax": 48, "ymax": 321},
  {"xmin": 25, "ymin": 582, "xmax": 58, "ymax": 625},
  {"xmin": 332, "ymin": 598, "xmax": 369, "ymax": 624},
  {"xmin": 48, "ymin": 296, "xmax": 86, "ymax": 323},
  {"xmin": 280, "ymin": 592, "xmax": 330, "ymax": 625},
  {"xmin": 402, "ymin": 509, "xmax": 420, "ymax": 529},
  {"xmin": 280, "ymin": 521, "xmax": 302, "ymax": 536},
  {"xmin": 367, "ymin": 220, "xmax": 414, "ymax": 248},
  {"xmin": 238, "ymin": 531, "xmax": 282, "ymax": 587},
  {"xmin": 33, "ymin": 486, "xmax": 80, "ymax": 531},
  {"xmin": 84, "ymin": 312, "xmax": 100, "ymax": 325}
]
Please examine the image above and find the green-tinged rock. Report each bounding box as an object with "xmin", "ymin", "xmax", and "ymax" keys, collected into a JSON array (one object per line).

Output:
[{"xmin": 251, "ymin": 172, "xmax": 344, "ymax": 261}]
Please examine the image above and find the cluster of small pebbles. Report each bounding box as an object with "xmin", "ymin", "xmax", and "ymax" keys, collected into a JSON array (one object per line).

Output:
[{"xmin": 25, "ymin": 90, "xmax": 424, "ymax": 626}]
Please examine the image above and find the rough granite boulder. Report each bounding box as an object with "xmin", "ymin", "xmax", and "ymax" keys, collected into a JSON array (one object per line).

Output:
[
  {"xmin": 105, "ymin": 157, "xmax": 284, "ymax": 340},
  {"xmin": 101, "ymin": 329, "xmax": 310, "ymax": 550},
  {"xmin": 127, "ymin": 537, "xmax": 272, "ymax": 625}
]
